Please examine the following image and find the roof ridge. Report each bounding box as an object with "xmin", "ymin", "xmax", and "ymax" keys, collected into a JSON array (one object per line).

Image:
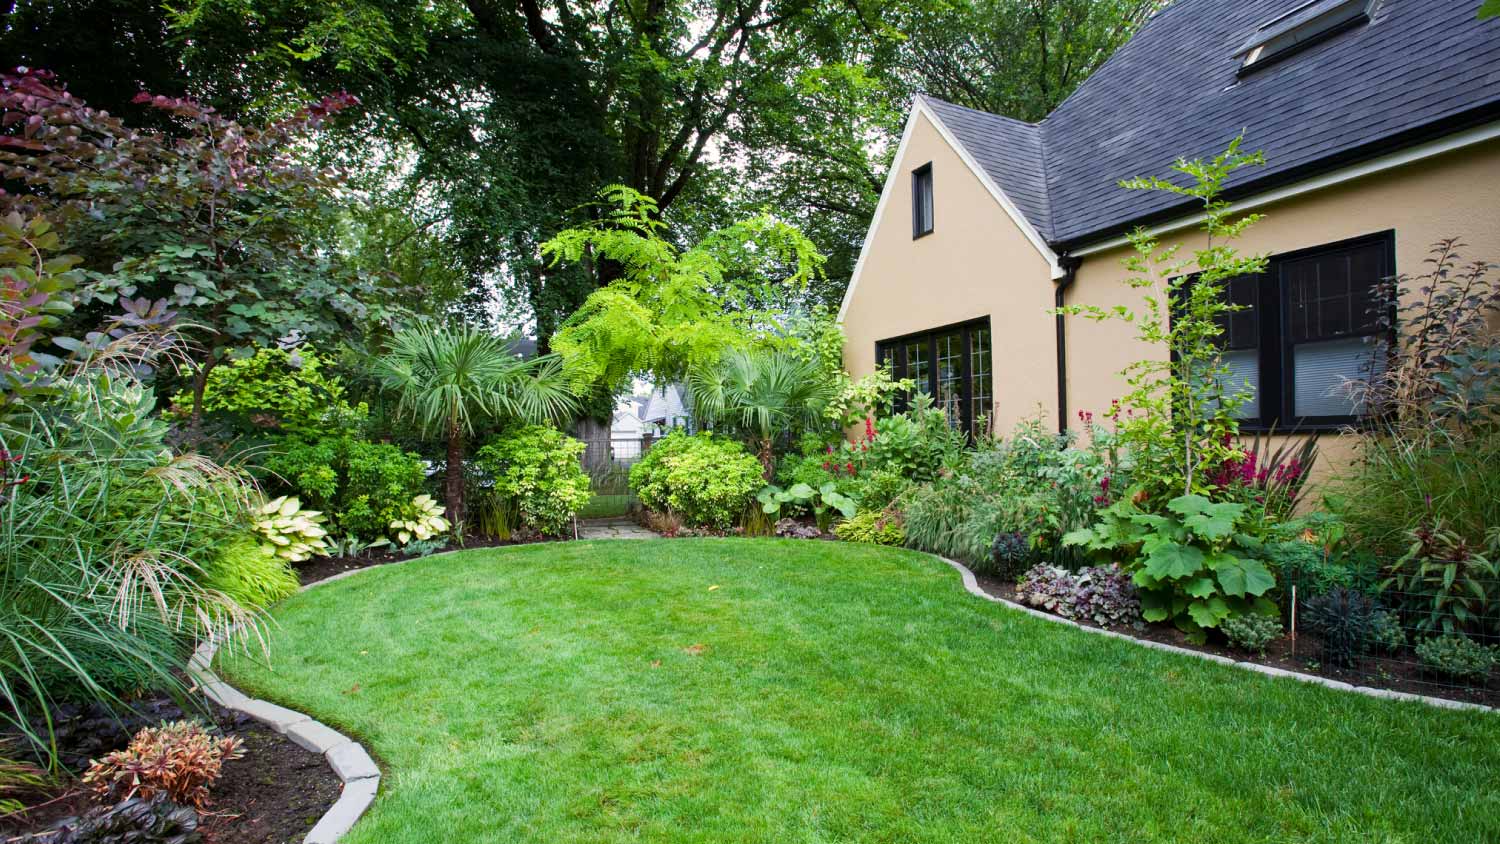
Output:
[{"xmin": 917, "ymin": 93, "xmax": 1042, "ymax": 131}]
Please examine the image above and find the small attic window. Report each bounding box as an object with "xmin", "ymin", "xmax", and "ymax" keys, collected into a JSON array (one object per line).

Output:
[{"xmin": 1235, "ymin": 0, "xmax": 1373, "ymax": 76}]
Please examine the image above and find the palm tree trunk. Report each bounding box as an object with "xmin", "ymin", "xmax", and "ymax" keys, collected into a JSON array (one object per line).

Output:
[
  {"xmin": 757, "ymin": 436, "xmax": 774, "ymax": 481},
  {"xmin": 446, "ymin": 424, "xmax": 465, "ymax": 529}
]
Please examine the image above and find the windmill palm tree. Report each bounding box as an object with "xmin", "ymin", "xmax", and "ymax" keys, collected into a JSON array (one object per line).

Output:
[
  {"xmin": 377, "ymin": 322, "xmax": 577, "ymax": 527},
  {"xmin": 689, "ymin": 348, "xmax": 834, "ymax": 479}
]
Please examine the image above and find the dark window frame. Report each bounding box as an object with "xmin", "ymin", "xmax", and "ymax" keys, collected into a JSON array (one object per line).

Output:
[
  {"xmin": 875, "ymin": 316, "xmax": 992, "ymax": 437},
  {"xmin": 911, "ymin": 162, "xmax": 934, "ymax": 239},
  {"xmin": 1213, "ymin": 230, "xmax": 1396, "ymax": 432}
]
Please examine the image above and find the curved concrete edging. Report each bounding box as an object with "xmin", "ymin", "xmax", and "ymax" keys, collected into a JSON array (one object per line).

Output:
[{"xmin": 929, "ymin": 554, "xmax": 1496, "ymax": 715}]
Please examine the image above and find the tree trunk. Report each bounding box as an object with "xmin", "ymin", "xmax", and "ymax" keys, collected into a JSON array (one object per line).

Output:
[
  {"xmin": 756, "ymin": 436, "xmax": 774, "ymax": 482},
  {"xmin": 185, "ymin": 353, "xmax": 219, "ymax": 450},
  {"xmin": 446, "ymin": 423, "xmax": 465, "ymax": 529}
]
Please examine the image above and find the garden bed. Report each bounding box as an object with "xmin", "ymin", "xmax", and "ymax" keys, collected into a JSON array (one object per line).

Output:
[
  {"xmin": 1, "ymin": 696, "xmax": 341, "ymax": 843},
  {"xmin": 294, "ymin": 533, "xmax": 555, "ymax": 585},
  {"xmin": 971, "ymin": 572, "xmax": 1500, "ymax": 708}
]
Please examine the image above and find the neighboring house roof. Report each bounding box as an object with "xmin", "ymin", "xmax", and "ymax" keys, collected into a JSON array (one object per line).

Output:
[
  {"xmin": 640, "ymin": 385, "xmax": 690, "ymax": 426},
  {"xmin": 506, "ymin": 337, "xmax": 538, "ymax": 359},
  {"xmin": 917, "ymin": 0, "xmax": 1500, "ymax": 251}
]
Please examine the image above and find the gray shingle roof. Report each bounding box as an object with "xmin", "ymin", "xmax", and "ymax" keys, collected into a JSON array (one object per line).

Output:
[{"xmin": 922, "ymin": 0, "xmax": 1500, "ymax": 250}]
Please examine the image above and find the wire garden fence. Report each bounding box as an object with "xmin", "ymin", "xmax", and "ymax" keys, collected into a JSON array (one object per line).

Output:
[
  {"xmin": 1277, "ymin": 554, "xmax": 1499, "ymax": 705},
  {"xmin": 575, "ymin": 434, "xmax": 654, "ymax": 519}
]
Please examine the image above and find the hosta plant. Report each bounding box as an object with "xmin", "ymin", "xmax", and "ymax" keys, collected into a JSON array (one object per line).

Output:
[
  {"xmin": 252, "ymin": 496, "xmax": 330, "ymax": 562},
  {"xmin": 1064, "ymin": 493, "xmax": 1276, "ymax": 641},
  {"xmin": 757, "ymin": 482, "xmax": 856, "ymax": 529},
  {"xmin": 83, "ymin": 721, "xmax": 243, "ymax": 809},
  {"xmin": 391, "ymin": 494, "xmax": 450, "ymax": 544}
]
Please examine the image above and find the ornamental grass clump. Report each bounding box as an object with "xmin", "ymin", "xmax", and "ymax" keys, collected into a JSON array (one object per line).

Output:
[{"xmin": 83, "ymin": 721, "xmax": 243, "ymax": 809}]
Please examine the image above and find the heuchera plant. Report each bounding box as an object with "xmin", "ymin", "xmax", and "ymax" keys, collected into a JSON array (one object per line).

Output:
[{"xmin": 1065, "ymin": 492, "xmax": 1276, "ymax": 641}]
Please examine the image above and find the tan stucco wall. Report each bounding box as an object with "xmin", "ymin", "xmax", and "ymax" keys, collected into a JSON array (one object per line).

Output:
[
  {"xmin": 839, "ymin": 112, "xmax": 1055, "ymax": 434},
  {"xmin": 841, "ymin": 121, "xmax": 1500, "ymax": 487},
  {"xmin": 1062, "ymin": 139, "xmax": 1500, "ymax": 489}
]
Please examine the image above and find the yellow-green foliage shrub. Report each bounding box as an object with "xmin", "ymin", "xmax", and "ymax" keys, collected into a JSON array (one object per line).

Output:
[
  {"xmin": 629, "ymin": 431, "xmax": 762, "ymax": 530},
  {"xmin": 170, "ymin": 345, "xmax": 365, "ymax": 437},
  {"xmin": 475, "ymin": 425, "xmax": 592, "ymax": 536}
]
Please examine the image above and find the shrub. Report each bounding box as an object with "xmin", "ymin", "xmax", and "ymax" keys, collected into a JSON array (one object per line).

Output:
[
  {"xmin": 263, "ymin": 436, "xmax": 427, "ymax": 541},
  {"xmin": 1065, "ymin": 493, "xmax": 1277, "ymax": 641},
  {"xmin": 630, "ymin": 432, "xmax": 762, "ymax": 530},
  {"xmin": 83, "ymin": 721, "xmax": 243, "ymax": 809},
  {"xmin": 849, "ymin": 468, "xmax": 910, "ymax": 511},
  {"xmin": 855, "ymin": 394, "xmax": 963, "ymax": 483},
  {"xmin": 833, "ymin": 510, "xmax": 904, "ymax": 545},
  {"xmin": 251, "ymin": 496, "xmax": 331, "ymax": 562},
  {"xmin": 1380, "ymin": 521, "xmax": 1499, "ymax": 637},
  {"xmin": 474, "ymin": 425, "xmax": 592, "ymax": 536},
  {"xmin": 200, "ymin": 536, "xmax": 300, "ymax": 609},
  {"xmin": 1219, "ymin": 613, "xmax": 1282, "ymax": 655},
  {"xmin": 390, "ymin": 494, "xmax": 450, "ymax": 544},
  {"xmin": 1267, "ymin": 540, "xmax": 1358, "ymax": 595},
  {"xmin": 1414, "ymin": 634, "xmax": 1496, "ymax": 683},
  {"xmin": 1301, "ymin": 587, "xmax": 1376, "ymax": 668},
  {"xmin": 38, "ymin": 795, "xmax": 201, "ymax": 843},
  {"xmin": 990, "ymin": 532, "xmax": 1032, "ymax": 580},
  {"xmin": 169, "ymin": 345, "xmax": 365, "ymax": 439},
  {"xmin": 1370, "ymin": 610, "xmax": 1408, "ymax": 654},
  {"xmin": 1015, "ymin": 564, "xmax": 1142, "ymax": 628}
]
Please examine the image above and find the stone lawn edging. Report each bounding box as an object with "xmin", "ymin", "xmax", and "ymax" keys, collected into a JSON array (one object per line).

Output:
[
  {"xmin": 185, "ymin": 566, "xmax": 407, "ymax": 843},
  {"xmin": 932, "ymin": 554, "xmax": 1496, "ymax": 715}
]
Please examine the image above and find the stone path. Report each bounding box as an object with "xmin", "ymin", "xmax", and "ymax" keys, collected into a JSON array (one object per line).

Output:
[{"xmin": 578, "ymin": 517, "xmax": 659, "ymax": 540}]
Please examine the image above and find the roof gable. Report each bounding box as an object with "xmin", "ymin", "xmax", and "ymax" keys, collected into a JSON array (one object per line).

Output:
[
  {"xmin": 920, "ymin": 0, "xmax": 1500, "ymax": 250},
  {"xmin": 836, "ymin": 101, "xmax": 1063, "ymax": 322}
]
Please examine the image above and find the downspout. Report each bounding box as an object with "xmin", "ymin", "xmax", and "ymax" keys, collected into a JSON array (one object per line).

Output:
[{"xmin": 1053, "ymin": 255, "xmax": 1082, "ymax": 435}]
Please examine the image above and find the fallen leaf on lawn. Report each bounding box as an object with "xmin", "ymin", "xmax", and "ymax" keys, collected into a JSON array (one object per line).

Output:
[
  {"xmin": 708, "ymin": 585, "xmax": 720, "ymax": 591},
  {"xmin": 343, "ymin": 683, "xmax": 361, "ymax": 695},
  {"xmin": 682, "ymin": 643, "xmax": 707, "ymax": 655},
  {"xmin": 359, "ymin": 650, "xmax": 369, "ymax": 655},
  {"xmin": 650, "ymin": 660, "xmax": 662, "ymax": 668}
]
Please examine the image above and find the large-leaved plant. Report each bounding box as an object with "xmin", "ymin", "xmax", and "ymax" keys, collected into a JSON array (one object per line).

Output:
[{"xmin": 1065, "ymin": 492, "xmax": 1276, "ymax": 640}]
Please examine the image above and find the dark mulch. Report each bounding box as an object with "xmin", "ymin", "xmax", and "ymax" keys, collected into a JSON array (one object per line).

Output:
[
  {"xmin": 973, "ymin": 571, "xmax": 1499, "ymax": 708},
  {"xmin": 295, "ymin": 532, "xmax": 552, "ymax": 585},
  {"xmin": 1, "ymin": 696, "xmax": 341, "ymax": 843}
]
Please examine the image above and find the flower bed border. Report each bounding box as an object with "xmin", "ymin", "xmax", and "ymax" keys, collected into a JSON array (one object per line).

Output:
[{"xmin": 932, "ymin": 554, "xmax": 1496, "ymax": 715}]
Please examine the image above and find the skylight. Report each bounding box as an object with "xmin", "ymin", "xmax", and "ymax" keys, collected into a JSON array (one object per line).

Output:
[{"xmin": 1235, "ymin": 0, "xmax": 1374, "ymax": 75}]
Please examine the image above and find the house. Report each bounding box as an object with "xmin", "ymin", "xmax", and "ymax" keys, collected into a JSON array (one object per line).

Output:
[
  {"xmin": 610, "ymin": 398, "xmax": 647, "ymax": 440},
  {"xmin": 638, "ymin": 384, "xmax": 693, "ymax": 433},
  {"xmin": 839, "ymin": 0, "xmax": 1500, "ymax": 475}
]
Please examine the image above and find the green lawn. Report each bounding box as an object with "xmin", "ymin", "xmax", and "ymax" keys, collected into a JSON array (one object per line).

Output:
[
  {"xmin": 219, "ymin": 540, "xmax": 1500, "ymax": 844},
  {"xmin": 576, "ymin": 493, "xmax": 632, "ymax": 519}
]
